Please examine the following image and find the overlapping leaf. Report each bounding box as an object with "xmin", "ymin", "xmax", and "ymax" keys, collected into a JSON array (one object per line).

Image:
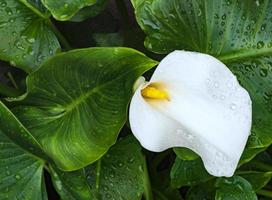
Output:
[
  {"xmin": 85, "ymin": 136, "xmax": 147, "ymax": 200},
  {"xmin": 12, "ymin": 47, "xmax": 158, "ymax": 170},
  {"xmin": 41, "ymin": 0, "xmax": 97, "ymax": 20},
  {"xmin": 49, "ymin": 165, "xmax": 94, "ymax": 200},
  {"xmin": 0, "ymin": 0, "xmax": 60, "ymax": 73},
  {"xmin": 70, "ymin": 0, "xmax": 108, "ymax": 22},
  {"xmin": 170, "ymin": 157, "xmax": 212, "ymax": 188},
  {"xmin": 49, "ymin": 136, "xmax": 149, "ymax": 200},
  {"xmin": 215, "ymin": 176, "xmax": 257, "ymax": 200},
  {"xmin": 0, "ymin": 102, "xmax": 47, "ymax": 199}
]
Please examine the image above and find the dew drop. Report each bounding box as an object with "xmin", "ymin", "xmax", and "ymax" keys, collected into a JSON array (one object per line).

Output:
[
  {"xmin": 138, "ymin": 165, "xmax": 144, "ymax": 172},
  {"xmin": 230, "ymin": 103, "xmax": 237, "ymax": 110},
  {"xmin": 0, "ymin": 0, "xmax": 7, "ymax": 7},
  {"xmin": 260, "ymin": 68, "xmax": 268, "ymax": 77},
  {"xmin": 10, "ymin": 60, "xmax": 16, "ymax": 66},
  {"xmin": 14, "ymin": 174, "xmax": 21, "ymax": 180},
  {"xmin": 103, "ymin": 185, "xmax": 109, "ymax": 191},
  {"xmin": 214, "ymin": 81, "xmax": 219, "ymax": 88},
  {"xmin": 257, "ymin": 41, "xmax": 264, "ymax": 49},
  {"xmin": 109, "ymin": 172, "xmax": 115, "ymax": 178},
  {"xmin": 117, "ymin": 161, "xmax": 123, "ymax": 167},
  {"xmin": 27, "ymin": 37, "xmax": 35, "ymax": 44},
  {"xmin": 128, "ymin": 157, "xmax": 134, "ymax": 163},
  {"xmin": 0, "ymin": 21, "xmax": 7, "ymax": 28}
]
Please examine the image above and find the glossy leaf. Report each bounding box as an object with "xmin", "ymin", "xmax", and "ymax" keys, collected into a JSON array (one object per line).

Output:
[
  {"xmin": 85, "ymin": 136, "xmax": 147, "ymax": 200},
  {"xmin": 70, "ymin": 0, "xmax": 108, "ymax": 22},
  {"xmin": 170, "ymin": 157, "xmax": 212, "ymax": 188},
  {"xmin": 12, "ymin": 47, "xmax": 158, "ymax": 171},
  {"xmin": 41, "ymin": 0, "xmax": 96, "ymax": 20},
  {"xmin": 185, "ymin": 181, "xmax": 215, "ymax": 200},
  {"xmin": 215, "ymin": 176, "xmax": 257, "ymax": 200},
  {"xmin": 52, "ymin": 136, "xmax": 148, "ymax": 200},
  {"xmin": 132, "ymin": 0, "xmax": 272, "ymax": 165},
  {"xmin": 174, "ymin": 147, "xmax": 199, "ymax": 161},
  {"xmin": 239, "ymin": 171, "xmax": 272, "ymax": 191},
  {"xmin": 21, "ymin": 0, "xmax": 49, "ymax": 14},
  {"xmin": 0, "ymin": 102, "xmax": 47, "ymax": 199},
  {"xmin": 0, "ymin": 0, "xmax": 60, "ymax": 73},
  {"xmin": 49, "ymin": 165, "xmax": 94, "ymax": 200}
]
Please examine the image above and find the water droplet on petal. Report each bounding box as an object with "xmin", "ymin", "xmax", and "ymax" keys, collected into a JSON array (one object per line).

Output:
[{"xmin": 230, "ymin": 103, "xmax": 237, "ymax": 110}]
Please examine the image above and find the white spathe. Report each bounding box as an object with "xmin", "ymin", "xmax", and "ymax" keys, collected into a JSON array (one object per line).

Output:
[{"xmin": 129, "ymin": 50, "xmax": 252, "ymax": 177}]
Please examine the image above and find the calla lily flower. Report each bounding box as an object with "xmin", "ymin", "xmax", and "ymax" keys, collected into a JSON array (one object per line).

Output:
[{"xmin": 129, "ymin": 51, "xmax": 252, "ymax": 177}]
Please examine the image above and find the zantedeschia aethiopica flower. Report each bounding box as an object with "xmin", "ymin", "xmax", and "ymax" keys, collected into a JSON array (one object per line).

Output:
[{"xmin": 129, "ymin": 51, "xmax": 252, "ymax": 177}]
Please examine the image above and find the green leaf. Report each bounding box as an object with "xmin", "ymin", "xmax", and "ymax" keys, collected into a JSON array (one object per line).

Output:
[
  {"xmin": 0, "ymin": 0, "xmax": 60, "ymax": 73},
  {"xmin": 41, "ymin": 0, "xmax": 97, "ymax": 20},
  {"xmin": 174, "ymin": 147, "xmax": 199, "ymax": 160},
  {"xmin": 170, "ymin": 157, "xmax": 212, "ymax": 188},
  {"xmin": 20, "ymin": 0, "xmax": 49, "ymax": 14},
  {"xmin": 153, "ymin": 187, "xmax": 182, "ymax": 200},
  {"xmin": 85, "ymin": 136, "xmax": 148, "ymax": 200},
  {"xmin": 185, "ymin": 181, "xmax": 215, "ymax": 200},
  {"xmin": 50, "ymin": 136, "xmax": 149, "ymax": 200},
  {"xmin": 70, "ymin": 0, "xmax": 108, "ymax": 22},
  {"xmin": 49, "ymin": 165, "xmax": 94, "ymax": 200},
  {"xmin": 12, "ymin": 47, "xmax": 158, "ymax": 171},
  {"xmin": 215, "ymin": 176, "xmax": 257, "ymax": 200},
  {"xmin": 132, "ymin": 0, "xmax": 272, "ymax": 164},
  {"xmin": 0, "ymin": 102, "xmax": 47, "ymax": 199},
  {"xmin": 238, "ymin": 171, "xmax": 272, "ymax": 191}
]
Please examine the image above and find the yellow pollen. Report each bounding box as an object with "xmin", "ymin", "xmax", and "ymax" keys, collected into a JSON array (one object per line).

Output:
[{"xmin": 141, "ymin": 85, "xmax": 169, "ymax": 100}]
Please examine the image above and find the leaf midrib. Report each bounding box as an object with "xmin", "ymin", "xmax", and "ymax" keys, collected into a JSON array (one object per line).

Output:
[
  {"xmin": 63, "ymin": 58, "xmax": 157, "ymax": 114},
  {"xmin": 218, "ymin": 47, "xmax": 272, "ymax": 63},
  {"xmin": 18, "ymin": 0, "xmax": 50, "ymax": 19}
]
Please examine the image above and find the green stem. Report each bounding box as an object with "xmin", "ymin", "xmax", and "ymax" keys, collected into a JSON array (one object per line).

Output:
[
  {"xmin": 143, "ymin": 156, "xmax": 153, "ymax": 200},
  {"xmin": 7, "ymin": 72, "xmax": 18, "ymax": 89},
  {"xmin": 257, "ymin": 189, "xmax": 272, "ymax": 198},
  {"xmin": 44, "ymin": 164, "xmax": 50, "ymax": 172},
  {"xmin": 95, "ymin": 160, "xmax": 101, "ymax": 189},
  {"xmin": 18, "ymin": 0, "xmax": 50, "ymax": 19},
  {"xmin": 0, "ymin": 82, "xmax": 21, "ymax": 97},
  {"xmin": 152, "ymin": 188, "xmax": 168, "ymax": 200},
  {"xmin": 46, "ymin": 20, "xmax": 72, "ymax": 50},
  {"xmin": 115, "ymin": 0, "xmax": 131, "ymax": 30}
]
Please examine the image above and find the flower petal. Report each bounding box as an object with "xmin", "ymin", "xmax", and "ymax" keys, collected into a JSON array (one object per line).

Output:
[{"xmin": 129, "ymin": 51, "xmax": 252, "ymax": 177}]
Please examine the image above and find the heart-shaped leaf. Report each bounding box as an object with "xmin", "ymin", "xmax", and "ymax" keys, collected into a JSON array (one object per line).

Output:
[
  {"xmin": 41, "ymin": 0, "xmax": 97, "ymax": 21},
  {"xmin": 132, "ymin": 0, "xmax": 272, "ymax": 165},
  {"xmin": 170, "ymin": 157, "xmax": 212, "ymax": 188},
  {"xmin": 48, "ymin": 136, "xmax": 149, "ymax": 200},
  {"xmin": 238, "ymin": 171, "xmax": 272, "ymax": 191},
  {"xmin": 0, "ymin": 0, "xmax": 60, "ymax": 73},
  {"xmin": 0, "ymin": 102, "xmax": 47, "ymax": 199},
  {"xmin": 12, "ymin": 47, "xmax": 158, "ymax": 170},
  {"xmin": 85, "ymin": 136, "xmax": 148, "ymax": 200},
  {"xmin": 49, "ymin": 165, "xmax": 94, "ymax": 200},
  {"xmin": 185, "ymin": 181, "xmax": 215, "ymax": 200},
  {"xmin": 215, "ymin": 176, "xmax": 257, "ymax": 200},
  {"xmin": 70, "ymin": 0, "xmax": 108, "ymax": 22}
]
